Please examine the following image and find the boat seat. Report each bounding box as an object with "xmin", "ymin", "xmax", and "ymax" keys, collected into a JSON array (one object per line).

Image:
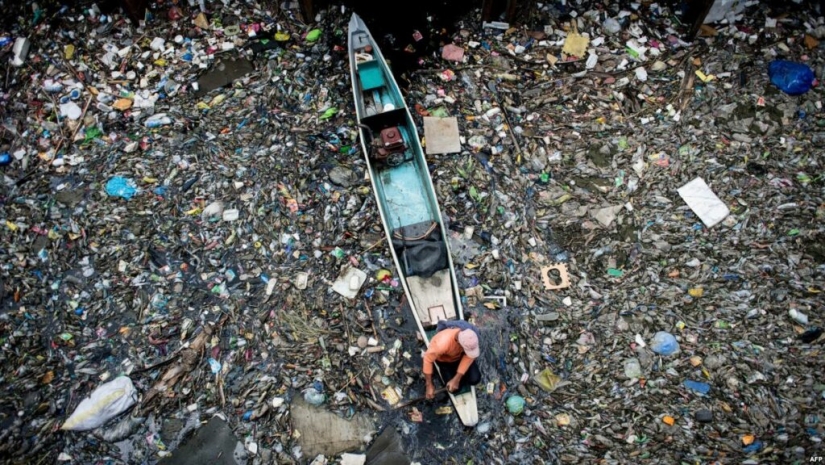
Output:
[
  {"xmin": 407, "ymin": 269, "xmax": 457, "ymax": 326},
  {"xmin": 354, "ymin": 52, "xmax": 373, "ymax": 64},
  {"xmin": 358, "ymin": 60, "xmax": 385, "ymax": 91},
  {"xmin": 360, "ymin": 107, "xmax": 408, "ymax": 132},
  {"xmin": 351, "ymin": 32, "xmax": 370, "ymax": 51}
]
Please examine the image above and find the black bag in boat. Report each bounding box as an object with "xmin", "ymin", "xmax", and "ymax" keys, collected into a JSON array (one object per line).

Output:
[{"xmin": 392, "ymin": 220, "xmax": 448, "ymax": 278}]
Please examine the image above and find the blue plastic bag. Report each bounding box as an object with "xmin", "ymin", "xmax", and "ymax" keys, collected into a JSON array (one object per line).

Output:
[
  {"xmin": 769, "ymin": 60, "xmax": 815, "ymax": 96},
  {"xmin": 684, "ymin": 380, "xmax": 711, "ymax": 395},
  {"xmin": 650, "ymin": 331, "xmax": 680, "ymax": 356},
  {"xmin": 105, "ymin": 176, "xmax": 137, "ymax": 199}
]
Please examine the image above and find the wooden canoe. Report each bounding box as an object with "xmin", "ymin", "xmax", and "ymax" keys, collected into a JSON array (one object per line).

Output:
[{"xmin": 347, "ymin": 13, "xmax": 478, "ymax": 427}]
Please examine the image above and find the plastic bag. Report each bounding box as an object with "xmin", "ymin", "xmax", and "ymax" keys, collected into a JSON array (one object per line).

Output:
[
  {"xmin": 303, "ymin": 386, "xmax": 325, "ymax": 406},
  {"xmin": 650, "ymin": 331, "xmax": 680, "ymax": 356},
  {"xmin": 105, "ymin": 176, "xmax": 137, "ymax": 200},
  {"xmin": 533, "ymin": 368, "xmax": 563, "ymax": 392},
  {"xmin": 769, "ymin": 60, "xmax": 815, "ymax": 96},
  {"xmin": 61, "ymin": 376, "xmax": 138, "ymax": 431},
  {"xmin": 505, "ymin": 395, "xmax": 525, "ymax": 415}
]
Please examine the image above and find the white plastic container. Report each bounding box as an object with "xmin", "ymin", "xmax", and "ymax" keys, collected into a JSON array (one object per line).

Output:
[{"xmin": 11, "ymin": 37, "xmax": 30, "ymax": 67}]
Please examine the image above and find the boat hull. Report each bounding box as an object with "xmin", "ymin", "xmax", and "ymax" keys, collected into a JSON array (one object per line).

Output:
[{"xmin": 347, "ymin": 13, "xmax": 478, "ymax": 427}]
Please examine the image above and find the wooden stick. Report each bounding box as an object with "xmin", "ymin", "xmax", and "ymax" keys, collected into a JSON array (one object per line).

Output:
[
  {"xmin": 392, "ymin": 387, "xmax": 448, "ymax": 409},
  {"xmin": 363, "ymin": 298, "xmax": 378, "ymax": 339},
  {"xmin": 70, "ymin": 96, "xmax": 94, "ymax": 141},
  {"xmin": 360, "ymin": 236, "xmax": 385, "ymax": 254}
]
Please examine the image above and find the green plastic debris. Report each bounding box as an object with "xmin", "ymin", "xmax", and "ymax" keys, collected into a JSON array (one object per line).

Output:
[
  {"xmin": 84, "ymin": 126, "xmax": 103, "ymax": 143},
  {"xmin": 607, "ymin": 268, "xmax": 623, "ymax": 277},
  {"xmin": 788, "ymin": 229, "xmax": 800, "ymax": 236},
  {"xmin": 305, "ymin": 29, "xmax": 322, "ymax": 42},
  {"xmin": 330, "ymin": 247, "xmax": 345, "ymax": 259},
  {"xmin": 319, "ymin": 107, "xmax": 338, "ymax": 120},
  {"xmin": 505, "ymin": 395, "xmax": 525, "ymax": 415},
  {"xmin": 469, "ymin": 186, "xmax": 481, "ymax": 202},
  {"xmin": 429, "ymin": 107, "xmax": 449, "ymax": 118}
]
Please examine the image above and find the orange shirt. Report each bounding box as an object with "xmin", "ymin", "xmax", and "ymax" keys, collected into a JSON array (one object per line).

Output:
[{"xmin": 422, "ymin": 328, "xmax": 476, "ymax": 376}]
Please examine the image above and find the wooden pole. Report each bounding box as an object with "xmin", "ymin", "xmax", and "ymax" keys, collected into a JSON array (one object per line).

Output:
[
  {"xmin": 505, "ymin": 0, "xmax": 519, "ymax": 23},
  {"xmin": 298, "ymin": 0, "xmax": 314, "ymax": 22},
  {"xmin": 481, "ymin": 0, "xmax": 494, "ymax": 22},
  {"xmin": 685, "ymin": 0, "xmax": 716, "ymax": 41}
]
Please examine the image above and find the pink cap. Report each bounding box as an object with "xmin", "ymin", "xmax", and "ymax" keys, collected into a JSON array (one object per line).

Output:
[{"xmin": 458, "ymin": 329, "xmax": 480, "ymax": 358}]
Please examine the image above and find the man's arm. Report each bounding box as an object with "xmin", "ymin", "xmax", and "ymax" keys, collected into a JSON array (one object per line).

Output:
[
  {"xmin": 423, "ymin": 344, "xmax": 442, "ymax": 399},
  {"xmin": 446, "ymin": 354, "xmax": 475, "ymax": 391}
]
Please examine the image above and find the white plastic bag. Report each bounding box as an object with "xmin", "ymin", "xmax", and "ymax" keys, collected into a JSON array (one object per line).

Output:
[{"xmin": 61, "ymin": 376, "xmax": 138, "ymax": 431}]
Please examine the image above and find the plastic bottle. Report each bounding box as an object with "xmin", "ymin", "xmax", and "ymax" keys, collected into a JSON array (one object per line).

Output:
[
  {"xmin": 789, "ymin": 309, "xmax": 809, "ymax": 325},
  {"xmin": 11, "ymin": 37, "xmax": 30, "ymax": 67},
  {"xmin": 145, "ymin": 114, "xmax": 172, "ymax": 128}
]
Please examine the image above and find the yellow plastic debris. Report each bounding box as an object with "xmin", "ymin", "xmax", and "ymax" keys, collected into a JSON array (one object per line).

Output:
[
  {"xmin": 534, "ymin": 368, "xmax": 562, "ymax": 393},
  {"xmin": 562, "ymin": 32, "xmax": 589, "ymax": 58},
  {"xmin": 381, "ymin": 387, "xmax": 400, "ymax": 406},
  {"xmin": 435, "ymin": 406, "xmax": 453, "ymax": 415}
]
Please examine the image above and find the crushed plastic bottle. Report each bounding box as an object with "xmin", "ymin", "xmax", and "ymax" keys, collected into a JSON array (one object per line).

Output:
[{"xmin": 144, "ymin": 113, "xmax": 173, "ymax": 128}]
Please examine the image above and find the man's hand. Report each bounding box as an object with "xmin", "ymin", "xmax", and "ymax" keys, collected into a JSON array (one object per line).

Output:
[
  {"xmin": 446, "ymin": 375, "xmax": 461, "ymax": 392},
  {"xmin": 425, "ymin": 382, "xmax": 436, "ymax": 400}
]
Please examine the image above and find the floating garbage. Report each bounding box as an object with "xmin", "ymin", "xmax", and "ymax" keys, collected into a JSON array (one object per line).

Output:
[
  {"xmin": 105, "ymin": 176, "xmax": 138, "ymax": 200},
  {"xmin": 650, "ymin": 331, "xmax": 680, "ymax": 356},
  {"xmin": 684, "ymin": 380, "xmax": 712, "ymax": 395},
  {"xmin": 623, "ymin": 358, "xmax": 642, "ymax": 379},
  {"xmin": 1, "ymin": 1, "xmax": 824, "ymax": 464},
  {"xmin": 768, "ymin": 60, "xmax": 816, "ymax": 95},
  {"xmin": 61, "ymin": 377, "xmax": 138, "ymax": 431},
  {"xmin": 505, "ymin": 396, "xmax": 525, "ymax": 415}
]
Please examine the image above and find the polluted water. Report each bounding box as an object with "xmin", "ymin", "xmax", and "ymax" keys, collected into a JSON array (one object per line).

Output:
[{"xmin": 1, "ymin": 0, "xmax": 825, "ymax": 464}]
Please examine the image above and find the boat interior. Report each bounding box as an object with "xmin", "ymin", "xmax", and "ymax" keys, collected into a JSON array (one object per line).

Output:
[{"xmin": 351, "ymin": 29, "xmax": 457, "ymax": 328}]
